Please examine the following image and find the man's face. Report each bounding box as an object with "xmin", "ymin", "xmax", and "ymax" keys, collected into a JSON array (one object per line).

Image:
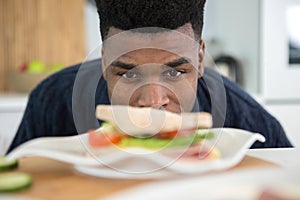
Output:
[{"xmin": 102, "ymin": 24, "xmax": 205, "ymax": 113}]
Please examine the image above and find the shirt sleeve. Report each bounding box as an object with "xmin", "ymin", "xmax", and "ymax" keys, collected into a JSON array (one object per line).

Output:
[
  {"xmin": 6, "ymin": 71, "xmax": 78, "ymax": 154},
  {"xmin": 223, "ymin": 78, "xmax": 293, "ymax": 148},
  {"xmin": 6, "ymin": 59, "xmax": 107, "ymax": 154},
  {"xmin": 6, "ymin": 90, "xmax": 46, "ymax": 153}
]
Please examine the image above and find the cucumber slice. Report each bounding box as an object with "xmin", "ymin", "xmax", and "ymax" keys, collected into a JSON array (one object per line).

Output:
[
  {"xmin": 0, "ymin": 172, "xmax": 32, "ymax": 192},
  {"xmin": 0, "ymin": 157, "xmax": 18, "ymax": 171}
]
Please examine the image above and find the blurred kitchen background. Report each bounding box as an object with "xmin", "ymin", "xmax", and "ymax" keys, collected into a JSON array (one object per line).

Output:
[{"xmin": 0, "ymin": 0, "xmax": 300, "ymax": 154}]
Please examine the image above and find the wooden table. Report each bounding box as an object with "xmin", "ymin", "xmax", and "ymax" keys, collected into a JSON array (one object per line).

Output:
[{"xmin": 11, "ymin": 156, "xmax": 277, "ymax": 200}]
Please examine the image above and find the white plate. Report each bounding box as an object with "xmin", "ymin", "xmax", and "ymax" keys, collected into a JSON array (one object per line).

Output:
[
  {"xmin": 104, "ymin": 167, "xmax": 300, "ymax": 200},
  {"xmin": 7, "ymin": 128, "xmax": 265, "ymax": 179}
]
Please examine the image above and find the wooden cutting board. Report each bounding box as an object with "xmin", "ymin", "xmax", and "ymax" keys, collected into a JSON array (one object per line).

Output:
[{"xmin": 12, "ymin": 156, "xmax": 277, "ymax": 200}]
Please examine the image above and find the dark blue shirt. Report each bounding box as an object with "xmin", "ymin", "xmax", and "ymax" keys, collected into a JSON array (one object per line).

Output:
[{"xmin": 7, "ymin": 59, "xmax": 292, "ymax": 153}]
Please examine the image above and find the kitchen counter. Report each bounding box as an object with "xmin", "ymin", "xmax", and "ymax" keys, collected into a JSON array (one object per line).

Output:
[
  {"xmin": 0, "ymin": 94, "xmax": 28, "ymax": 155},
  {"xmin": 0, "ymin": 93, "xmax": 28, "ymax": 112}
]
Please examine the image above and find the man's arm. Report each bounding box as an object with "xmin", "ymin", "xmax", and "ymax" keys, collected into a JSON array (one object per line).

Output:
[
  {"xmin": 6, "ymin": 59, "xmax": 108, "ymax": 153},
  {"xmin": 6, "ymin": 92, "xmax": 40, "ymax": 153},
  {"xmin": 6, "ymin": 68, "xmax": 79, "ymax": 154}
]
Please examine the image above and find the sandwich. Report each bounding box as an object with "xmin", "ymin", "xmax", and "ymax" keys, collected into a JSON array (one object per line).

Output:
[{"xmin": 88, "ymin": 105, "xmax": 219, "ymax": 159}]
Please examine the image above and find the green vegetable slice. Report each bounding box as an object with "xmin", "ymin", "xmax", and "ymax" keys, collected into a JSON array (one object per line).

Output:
[
  {"xmin": 118, "ymin": 131, "xmax": 215, "ymax": 149},
  {"xmin": 0, "ymin": 172, "xmax": 32, "ymax": 192},
  {"xmin": 0, "ymin": 157, "xmax": 18, "ymax": 171}
]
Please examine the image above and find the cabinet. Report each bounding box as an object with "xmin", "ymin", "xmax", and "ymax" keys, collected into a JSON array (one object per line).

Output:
[
  {"xmin": 260, "ymin": 0, "xmax": 300, "ymax": 147},
  {"xmin": 0, "ymin": 0, "xmax": 86, "ymax": 92},
  {"xmin": 205, "ymin": 0, "xmax": 300, "ymax": 147},
  {"xmin": 264, "ymin": 104, "xmax": 300, "ymax": 147},
  {"xmin": 260, "ymin": 0, "xmax": 300, "ymax": 100}
]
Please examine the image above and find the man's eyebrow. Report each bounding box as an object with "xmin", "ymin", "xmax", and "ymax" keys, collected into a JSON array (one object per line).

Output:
[
  {"xmin": 111, "ymin": 57, "xmax": 191, "ymax": 69},
  {"xmin": 111, "ymin": 61, "xmax": 137, "ymax": 70},
  {"xmin": 164, "ymin": 57, "xmax": 191, "ymax": 68}
]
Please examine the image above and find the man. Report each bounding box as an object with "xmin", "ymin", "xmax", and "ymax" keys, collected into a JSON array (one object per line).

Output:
[{"xmin": 7, "ymin": 0, "xmax": 292, "ymax": 153}]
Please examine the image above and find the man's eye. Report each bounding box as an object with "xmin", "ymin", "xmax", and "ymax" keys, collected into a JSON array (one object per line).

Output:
[
  {"xmin": 166, "ymin": 69, "xmax": 182, "ymax": 77},
  {"xmin": 122, "ymin": 71, "xmax": 137, "ymax": 79}
]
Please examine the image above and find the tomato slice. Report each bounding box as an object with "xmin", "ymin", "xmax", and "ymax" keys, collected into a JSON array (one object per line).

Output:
[
  {"xmin": 156, "ymin": 129, "xmax": 196, "ymax": 139},
  {"xmin": 88, "ymin": 129, "xmax": 124, "ymax": 147},
  {"xmin": 155, "ymin": 130, "xmax": 178, "ymax": 139}
]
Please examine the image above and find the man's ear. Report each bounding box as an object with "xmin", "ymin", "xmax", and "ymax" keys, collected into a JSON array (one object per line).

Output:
[
  {"xmin": 198, "ymin": 40, "xmax": 206, "ymax": 78},
  {"xmin": 101, "ymin": 48, "xmax": 107, "ymax": 80}
]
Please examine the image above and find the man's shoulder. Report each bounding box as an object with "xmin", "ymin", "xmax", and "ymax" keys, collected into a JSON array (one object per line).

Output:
[
  {"xmin": 201, "ymin": 67, "xmax": 292, "ymax": 148},
  {"xmin": 200, "ymin": 67, "xmax": 272, "ymax": 128},
  {"xmin": 203, "ymin": 67, "xmax": 261, "ymax": 109}
]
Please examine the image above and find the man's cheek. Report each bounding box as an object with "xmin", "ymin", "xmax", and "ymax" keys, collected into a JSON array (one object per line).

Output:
[
  {"xmin": 109, "ymin": 85, "xmax": 133, "ymax": 105},
  {"xmin": 174, "ymin": 84, "xmax": 197, "ymax": 112}
]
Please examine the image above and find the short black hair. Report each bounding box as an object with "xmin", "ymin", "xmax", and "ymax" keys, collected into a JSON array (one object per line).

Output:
[{"xmin": 95, "ymin": 0, "xmax": 206, "ymax": 40}]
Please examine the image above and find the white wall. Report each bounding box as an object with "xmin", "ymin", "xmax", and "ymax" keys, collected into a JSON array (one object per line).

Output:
[
  {"xmin": 203, "ymin": 0, "xmax": 261, "ymax": 94},
  {"xmin": 84, "ymin": 2, "xmax": 102, "ymax": 60}
]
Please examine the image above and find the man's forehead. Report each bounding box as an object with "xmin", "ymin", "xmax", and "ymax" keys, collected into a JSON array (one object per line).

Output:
[
  {"xmin": 102, "ymin": 26, "xmax": 200, "ymax": 67},
  {"xmin": 105, "ymin": 23, "xmax": 196, "ymax": 39}
]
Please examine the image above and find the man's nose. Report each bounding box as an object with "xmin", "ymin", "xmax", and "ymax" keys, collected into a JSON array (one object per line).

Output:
[{"xmin": 136, "ymin": 84, "xmax": 170, "ymax": 109}]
